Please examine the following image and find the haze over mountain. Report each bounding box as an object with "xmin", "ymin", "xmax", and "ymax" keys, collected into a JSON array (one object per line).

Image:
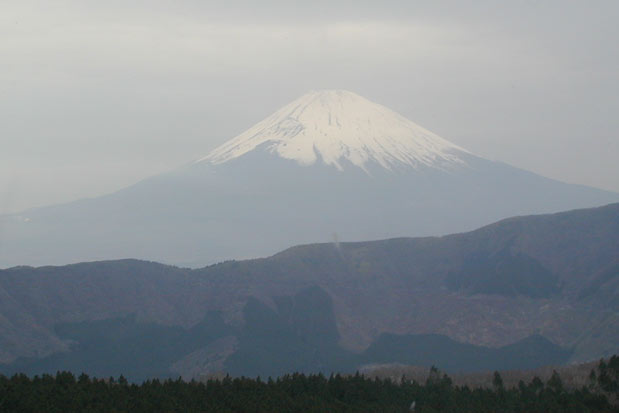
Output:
[
  {"xmin": 0, "ymin": 203, "xmax": 616, "ymax": 380},
  {"xmin": 0, "ymin": 90, "xmax": 617, "ymax": 268}
]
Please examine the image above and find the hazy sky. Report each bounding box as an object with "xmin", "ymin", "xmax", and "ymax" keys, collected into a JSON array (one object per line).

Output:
[{"xmin": 2, "ymin": 0, "xmax": 618, "ymax": 213}]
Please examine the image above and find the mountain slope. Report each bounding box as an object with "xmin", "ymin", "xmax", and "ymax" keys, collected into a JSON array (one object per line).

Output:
[
  {"xmin": 1, "ymin": 90, "xmax": 617, "ymax": 268},
  {"xmin": 1, "ymin": 286, "xmax": 571, "ymax": 380},
  {"xmin": 199, "ymin": 90, "xmax": 468, "ymax": 171},
  {"xmin": 360, "ymin": 333, "xmax": 571, "ymax": 373},
  {"xmin": 0, "ymin": 203, "xmax": 617, "ymax": 372}
]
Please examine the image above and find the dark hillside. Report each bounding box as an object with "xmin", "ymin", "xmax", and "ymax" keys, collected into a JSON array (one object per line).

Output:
[{"xmin": 0, "ymin": 203, "xmax": 617, "ymax": 377}]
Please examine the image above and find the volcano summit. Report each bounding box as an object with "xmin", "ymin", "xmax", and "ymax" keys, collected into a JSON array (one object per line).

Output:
[
  {"xmin": 1, "ymin": 90, "xmax": 617, "ymax": 267},
  {"xmin": 199, "ymin": 90, "xmax": 468, "ymax": 171}
]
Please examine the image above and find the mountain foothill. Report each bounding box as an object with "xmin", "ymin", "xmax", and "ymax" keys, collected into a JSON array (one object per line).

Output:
[{"xmin": 0, "ymin": 90, "xmax": 617, "ymax": 381}]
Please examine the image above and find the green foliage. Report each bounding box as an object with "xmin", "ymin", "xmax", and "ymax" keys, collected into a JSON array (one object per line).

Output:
[
  {"xmin": 0, "ymin": 362, "xmax": 616, "ymax": 413},
  {"xmin": 492, "ymin": 371, "xmax": 504, "ymax": 390},
  {"xmin": 591, "ymin": 355, "xmax": 619, "ymax": 398}
]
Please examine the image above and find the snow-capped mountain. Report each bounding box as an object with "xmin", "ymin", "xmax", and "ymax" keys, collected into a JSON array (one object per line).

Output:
[
  {"xmin": 199, "ymin": 90, "xmax": 468, "ymax": 172},
  {"xmin": 0, "ymin": 91, "xmax": 618, "ymax": 268}
]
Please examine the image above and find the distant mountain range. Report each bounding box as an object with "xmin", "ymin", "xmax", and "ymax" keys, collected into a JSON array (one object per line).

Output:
[
  {"xmin": 1, "ymin": 203, "xmax": 617, "ymax": 380},
  {"xmin": 1, "ymin": 90, "xmax": 617, "ymax": 268}
]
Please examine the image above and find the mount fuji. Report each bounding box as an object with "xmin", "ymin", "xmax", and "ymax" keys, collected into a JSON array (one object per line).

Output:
[
  {"xmin": 199, "ymin": 90, "xmax": 468, "ymax": 171},
  {"xmin": 1, "ymin": 90, "xmax": 617, "ymax": 267}
]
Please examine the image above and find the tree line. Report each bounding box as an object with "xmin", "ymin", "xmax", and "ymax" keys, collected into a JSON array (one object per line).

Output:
[{"xmin": 1, "ymin": 357, "xmax": 618, "ymax": 412}]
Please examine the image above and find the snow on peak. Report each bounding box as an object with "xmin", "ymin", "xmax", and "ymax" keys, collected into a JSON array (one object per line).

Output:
[{"xmin": 198, "ymin": 90, "xmax": 469, "ymax": 171}]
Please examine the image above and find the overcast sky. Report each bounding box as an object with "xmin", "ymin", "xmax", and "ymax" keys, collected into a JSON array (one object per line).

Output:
[{"xmin": 1, "ymin": 0, "xmax": 618, "ymax": 213}]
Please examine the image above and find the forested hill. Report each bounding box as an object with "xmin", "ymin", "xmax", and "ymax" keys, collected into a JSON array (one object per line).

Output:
[
  {"xmin": 0, "ymin": 286, "xmax": 571, "ymax": 381},
  {"xmin": 0, "ymin": 203, "xmax": 617, "ymax": 379}
]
